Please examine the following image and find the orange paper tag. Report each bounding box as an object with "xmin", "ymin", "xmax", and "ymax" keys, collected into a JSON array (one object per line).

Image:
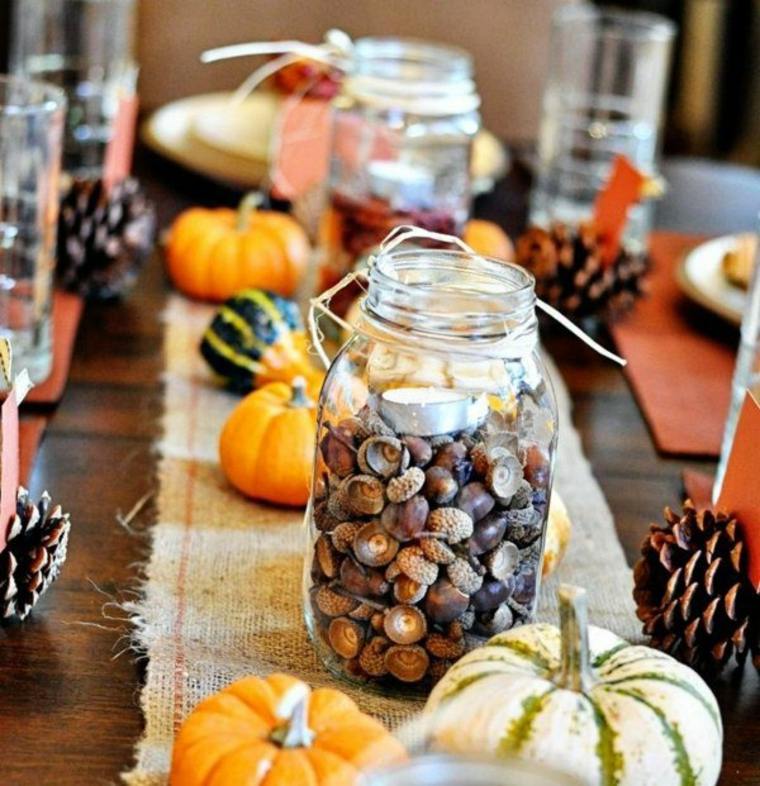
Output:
[
  {"xmin": 593, "ymin": 155, "xmax": 646, "ymax": 266},
  {"xmin": 103, "ymin": 93, "xmax": 139, "ymax": 192},
  {"xmin": 270, "ymin": 96, "xmax": 332, "ymax": 200},
  {"xmin": 717, "ymin": 390, "xmax": 760, "ymax": 590},
  {"xmin": 0, "ymin": 389, "xmax": 19, "ymax": 549}
]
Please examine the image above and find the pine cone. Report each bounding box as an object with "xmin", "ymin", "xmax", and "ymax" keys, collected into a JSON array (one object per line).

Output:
[
  {"xmin": 1, "ymin": 488, "xmax": 71, "ymax": 621},
  {"xmin": 57, "ymin": 177, "xmax": 156, "ymax": 300},
  {"xmin": 515, "ymin": 221, "xmax": 648, "ymax": 319},
  {"xmin": 633, "ymin": 499, "xmax": 760, "ymax": 677}
]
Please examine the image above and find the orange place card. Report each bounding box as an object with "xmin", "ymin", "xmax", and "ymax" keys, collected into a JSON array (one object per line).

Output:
[
  {"xmin": 270, "ymin": 96, "xmax": 332, "ymax": 201},
  {"xmin": 103, "ymin": 92, "xmax": 139, "ymax": 193},
  {"xmin": 717, "ymin": 390, "xmax": 760, "ymax": 589},
  {"xmin": 593, "ymin": 155, "xmax": 646, "ymax": 266},
  {"xmin": 0, "ymin": 388, "xmax": 19, "ymax": 549}
]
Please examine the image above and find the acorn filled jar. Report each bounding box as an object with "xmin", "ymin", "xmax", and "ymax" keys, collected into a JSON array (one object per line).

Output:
[
  {"xmin": 317, "ymin": 37, "xmax": 481, "ymax": 295},
  {"xmin": 305, "ymin": 236, "xmax": 558, "ymax": 689}
]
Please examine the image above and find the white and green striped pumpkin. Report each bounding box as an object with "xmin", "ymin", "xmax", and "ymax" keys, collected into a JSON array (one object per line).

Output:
[{"xmin": 424, "ymin": 585, "xmax": 722, "ymax": 786}]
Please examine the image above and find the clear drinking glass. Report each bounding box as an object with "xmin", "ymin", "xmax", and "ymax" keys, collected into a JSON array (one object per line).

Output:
[
  {"xmin": 10, "ymin": 0, "xmax": 137, "ymax": 179},
  {"xmin": 530, "ymin": 6, "xmax": 675, "ymax": 252},
  {"xmin": 714, "ymin": 226, "xmax": 760, "ymax": 501},
  {"xmin": 0, "ymin": 76, "xmax": 66, "ymax": 383}
]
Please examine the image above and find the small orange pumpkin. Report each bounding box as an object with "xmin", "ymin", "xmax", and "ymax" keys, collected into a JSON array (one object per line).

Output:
[
  {"xmin": 219, "ymin": 378, "xmax": 317, "ymax": 506},
  {"xmin": 170, "ymin": 673, "xmax": 406, "ymax": 786},
  {"xmin": 463, "ymin": 219, "xmax": 514, "ymax": 262},
  {"xmin": 166, "ymin": 193, "xmax": 310, "ymax": 302}
]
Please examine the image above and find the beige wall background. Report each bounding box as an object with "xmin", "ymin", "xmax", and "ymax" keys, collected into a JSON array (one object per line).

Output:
[{"xmin": 137, "ymin": 0, "xmax": 578, "ymax": 142}]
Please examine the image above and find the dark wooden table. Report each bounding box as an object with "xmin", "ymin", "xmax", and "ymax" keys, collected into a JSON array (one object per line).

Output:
[{"xmin": 1, "ymin": 152, "xmax": 759, "ymax": 785}]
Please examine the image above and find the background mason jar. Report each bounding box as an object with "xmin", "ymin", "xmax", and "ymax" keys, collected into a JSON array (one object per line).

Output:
[
  {"xmin": 10, "ymin": 0, "xmax": 138, "ymax": 180},
  {"xmin": 0, "ymin": 75, "xmax": 66, "ymax": 383},
  {"xmin": 529, "ymin": 6, "xmax": 675, "ymax": 252}
]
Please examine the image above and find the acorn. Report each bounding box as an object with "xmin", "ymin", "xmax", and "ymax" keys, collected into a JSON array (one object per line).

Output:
[
  {"xmin": 315, "ymin": 585, "xmax": 358, "ymax": 617},
  {"xmin": 425, "ymin": 632, "xmax": 466, "ymax": 660},
  {"xmin": 420, "ymin": 536, "xmax": 457, "ymax": 565},
  {"xmin": 387, "ymin": 467, "xmax": 425, "ymax": 503},
  {"xmin": 471, "ymin": 579, "xmax": 512, "ymax": 612},
  {"xmin": 523, "ymin": 444, "xmax": 551, "ymax": 489},
  {"xmin": 358, "ymin": 435, "xmax": 409, "ymax": 479},
  {"xmin": 381, "ymin": 495, "xmax": 429, "ymax": 542},
  {"xmin": 428, "ymin": 508, "xmax": 474, "ymax": 544},
  {"xmin": 512, "ymin": 565, "xmax": 537, "ymax": 605},
  {"xmin": 370, "ymin": 612, "xmax": 385, "ymax": 632},
  {"xmin": 510, "ymin": 479, "xmax": 533, "ymax": 510},
  {"xmin": 341, "ymin": 474, "xmax": 386, "ymax": 516},
  {"xmin": 313, "ymin": 500, "xmax": 341, "ymax": 532},
  {"xmin": 358, "ymin": 405, "xmax": 395, "ymax": 438},
  {"xmin": 315, "ymin": 534, "xmax": 342, "ymax": 578},
  {"xmin": 349, "ymin": 602, "xmax": 377, "ymax": 621},
  {"xmin": 340, "ymin": 556, "xmax": 389, "ymax": 597},
  {"xmin": 470, "ymin": 443, "xmax": 490, "ymax": 477},
  {"xmin": 385, "ymin": 560, "xmax": 403, "ymax": 582},
  {"xmin": 423, "ymin": 466, "xmax": 458, "ymax": 505},
  {"xmin": 328, "ymin": 617, "xmax": 365, "ymax": 659},
  {"xmin": 432, "ymin": 441, "xmax": 472, "ymax": 485},
  {"xmin": 483, "ymin": 541, "xmax": 519, "ymax": 581},
  {"xmin": 425, "ymin": 579, "xmax": 470, "ymax": 624},
  {"xmin": 337, "ymin": 416, "xmax": 365, "ymax": 442},
  {"xmin": 430, "ymin": 434, "xmax": 454, "ymax": 448},
  {"xmin": 473, "ymin": 603, "xmax": 514, "ymax": 636},
  {"xmin": 353, "ymin": 521, "xmax": 399, "ymax": 567},
  {"xmin": 447, "ymin": 557, "xmax": 484, "ymax": 595},
  {"xmin": 320, "ymin": 424, "xmax": 357, "ymax": 478},
  {"xmin": 331, "ymin": 521, "xmax": 363, "ymax": 554},
  {"xmin": 458, "ymin": 607, "xmax": 476, "ymax": 630},
  {"xmin": 327, "ymin": 487, "xmax": 352, "ymax": 520},
  {"xmin": 486, "ymin": 454, "xmax": 524, "ymax": 503},
  {"xmin": 359, "ymin": 636, "xmax": 391, "ymax": 677},
  {"xmin": 383, "ymin": 604, "xmax": 428, "ymax": 645},
  {"xmin": 393, "ymin": 575, "xmax": 427, "ymax": 604},
  {"xmin": 384, "ymin": 644, "xmax": 430, "ymax": 683},
  {"xmin": 430, "ymin": 658, "xmax": 453, "ymax": 684},
  {"xmin": 396, "ymin": 545, "xmax": 439, "ymax": 586},
  {"xmin": 469, "ymin": 511, "xmax": 508, "ymax": 555},
  {"xmin": 403, "ymin": 435, "xmax": 433, "ymax": 467},
  {"xmin": 455, "ymin": 482, "xmax": 495, "ymax": 522}
]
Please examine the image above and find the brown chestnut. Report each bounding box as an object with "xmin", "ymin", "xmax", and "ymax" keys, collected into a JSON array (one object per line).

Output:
[
  {"xmin": 424, "ymin": 578, "xmax": 470, "ymax": 624},
  {"xmin": 469, "ymin": 512, "xmax": 508, "ymax": 555},
  {"xmin": 319, "ymin": 424, "xmax": 357, "ymax": 478},
  {"xmin": 523, "ymin": 444, "xmax": 551, "ymax": 490},
  {"xmin": 340, "ymin": 556, "xmax": 389, "ymax": 597},
  {"xmin": 381, "ymin": 495, "xmax": 429, "ymax": 542},
  {"xmin": 432, "ymin": 442, "xmax": 472, "ymax": 485},
  {"xmin": 403, "ymin": 435, "xmax": 433, "ymax": 467},
  {"xmin": 423, "ymin": 466, "xmax": 458, "ymax": 505},
  {"xmin": 471, "ymin": 579, "xmax": 512, "ymax": 612},
  {"xmin": 456, "ymin": 482, "xmax": 495, "ymax": 522}
]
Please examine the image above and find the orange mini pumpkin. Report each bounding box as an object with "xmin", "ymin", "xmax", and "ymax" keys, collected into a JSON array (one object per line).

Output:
[
  {"xmin": 219, "ymin": 378, "xmax": 317, "ymax": 506},
  {"xmin": 463, "ymin": 219, "xmax": 514, "ymax": 262},
  {"xmin": 170, "ymin": 673, "xmax": 406, "ymax": 786},
  {"xmin": 166, "ymin": 193, "xmax": 310, "ymax": 302}
]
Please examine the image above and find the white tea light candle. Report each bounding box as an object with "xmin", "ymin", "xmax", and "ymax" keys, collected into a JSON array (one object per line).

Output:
[{"xmin": 379, "ymin": 386, "xmax": 488, "ymax": 436}]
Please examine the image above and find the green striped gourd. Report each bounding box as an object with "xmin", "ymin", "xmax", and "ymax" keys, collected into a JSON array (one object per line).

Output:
[
  {"xmin": 424, "ymin": 585, "xmax": 722, "ymax": 786},
  {"xmin": 200, "ymin": 289, "xmax": 321, "ymax": 394}
]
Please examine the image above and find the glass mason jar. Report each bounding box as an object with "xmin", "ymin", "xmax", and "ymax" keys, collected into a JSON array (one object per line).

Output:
[
  {"xmin": 317, "ymin": 38, "xmax": 481, "ymax": 298},
  {"xmin": 304, "ymin": 245, "xmax": 558, "ymax": 690}
]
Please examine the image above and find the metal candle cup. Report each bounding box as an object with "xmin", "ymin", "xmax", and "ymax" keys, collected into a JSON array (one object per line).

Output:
[{"xmin": 379, "ymin": 386, "xmax": 489, "ymax": 436}]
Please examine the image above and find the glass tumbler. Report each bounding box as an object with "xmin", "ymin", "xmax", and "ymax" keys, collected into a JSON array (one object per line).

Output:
[
  {"xmin": 0, "ymin": 76, "xmax": 66, "ymax": 383},
  {"xmin": 11, "ymin": 0, "xmax": 138, "ymax": 179},
  {"xmin": 530, "ymin": 6, "xmax": 675, "ymax": 252}
]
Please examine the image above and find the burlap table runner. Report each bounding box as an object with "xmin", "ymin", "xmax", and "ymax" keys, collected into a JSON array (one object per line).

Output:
[{"xmin": 122, "ymin": 294, "xmax": 640, "ymax": 785}]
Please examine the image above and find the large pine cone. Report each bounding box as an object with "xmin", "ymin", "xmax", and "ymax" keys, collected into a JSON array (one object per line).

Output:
[
  {"xmin": 515, "ymin": 221, "xmax": 648, "ymax": 319},
  {"xmin": 57, "ymin": 177, "xmax": 156, "ymax": 300},
  {"xmin": 633, "ymin": 499, "xmax": 760, "ymax": 676},
  {"xmin": 0, "ymin": 488, "xmax": 71, "ymax": 621}
]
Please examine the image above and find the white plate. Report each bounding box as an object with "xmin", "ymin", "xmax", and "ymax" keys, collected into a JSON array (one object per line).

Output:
[
  {"xmin": 676, "ymin": 234, "xmax": 747, "ymax": 326},
  {"xmin": 141, "ymin": 91, "xmax": 508, "ymax": 192}
]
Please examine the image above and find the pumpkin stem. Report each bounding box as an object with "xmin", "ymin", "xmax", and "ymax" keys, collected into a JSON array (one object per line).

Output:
[
  {"xmin": 269, "ymin": 695, "xmax": 315, "ymax": 749},
  {"xmin": 289, "ymin": 376, "xmax": 314, "ymax": 408},
  {"xmin": 236, "ymin": 191, "xmax": 264, "ymax": 231},
  {"xmin": 555, "ymin": 584, "xmax": 594, "ymax": 693}
]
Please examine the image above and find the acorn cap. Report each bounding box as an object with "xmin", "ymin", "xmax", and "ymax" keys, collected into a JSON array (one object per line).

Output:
[
  {"xmin": 384, "ymin": 644, "xmax": 430, "ymax": 682},
  {"xmin": 396, "ymin": 546, "xmax": 439, "ymax": 586},
  {"xmin": 474, "ymin": 603, "xmax": 514, "ymax": 636},
  {"xmin": 483, "ymin": 541, "xmax": 519, "ymax": 581},
  {"xmin": 357, "ymin": 435, "xmax": 409, "ymax": 479},
  {"xmin": 315, "ymin": 585, "xmax": 358, "ymax": 617},
  {"xmin": 393, "ymin": 575, "xmax": 427, "ymax": 604},
  {"xmin": 447, "ymin": 557, "xmax": 484, "ymax": 595},
  {"xmin": 353, "ymin": 521, "xmax": 399, "ymax": 567},
  {"xmin": 331, "ymin": 521, "xmax": 363, "ymax": 554},
  {"xmin": 341, "ymin": 474, "xmax": 386, "ymax": 516},
  {"xmin": 425, "ymin": 632, "xmax": 466, "ymax": 660},
  {"xmin": 387, "ymin": 467, "xmax": 425, "ymax": 504},
  {"xmin": 359, "ymin": 636, "xmax": 391, "ymax": 677},
  {"xmin": 349, "ymin": 602, "xmax": 377, "ymax": 621},
  {"xmin": 428, "ymin": 508, "xmax": 474, "ymax": 544},
  {"xmin": 420, "ymin": 536, "xmax": 457, "ymax": 565},
  {"xmin": 315, "ymin": 534, "xmax": 342, "ymax": 579},
  {"xmin": 328, "ymin": 616, "xmax": 365, "ymax": 659},
  {"xmin": 383, "ymin": 604, "xmax": 428, "ymax": 645},
  {"xmin": 486, "ymin": 454, "xmax": 524, "ymax": 503}
]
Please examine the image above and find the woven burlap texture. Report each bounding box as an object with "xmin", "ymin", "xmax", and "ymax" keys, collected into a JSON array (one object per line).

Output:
[{"xmin": 122, "ymin": 294, "xmax": 639, "ymax": 785}]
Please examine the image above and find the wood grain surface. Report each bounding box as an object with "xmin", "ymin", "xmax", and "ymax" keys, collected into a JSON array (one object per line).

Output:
[{"xmin": 0, "ymin": 150, "xmax": 758, "ymax": 785}]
